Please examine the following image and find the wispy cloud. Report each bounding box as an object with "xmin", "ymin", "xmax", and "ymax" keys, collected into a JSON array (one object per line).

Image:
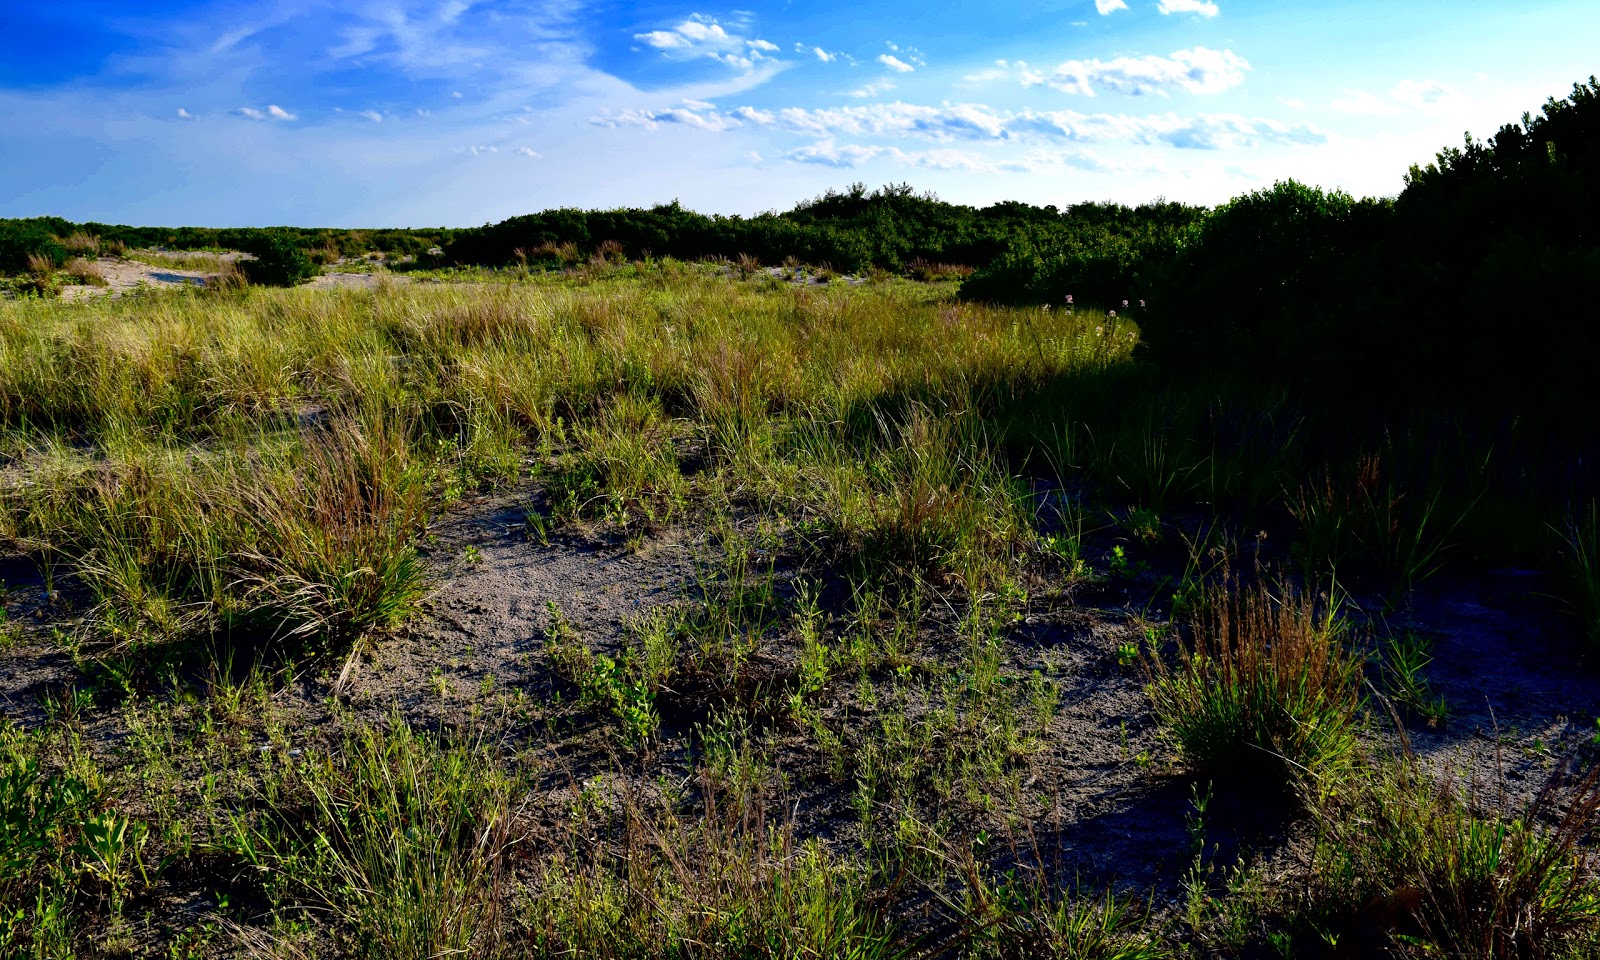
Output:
[
  {"xmin": 358, "ymin": 109, "xmax": 383, "ymax": 122},
  {"xmin": 878, "ymin": 54, "xmax": 915, "ymax": 73},
  {"xmin": 594, "ymin": 99, "xmax": 1326, "ymax": 151},
  {"xmin": 850, "ymin": 80, "xmax": 897, "ymax": 99},
  {"xmin": 634, "ymin": 14, "xmax": 780, "ymax": 71},
  {"xmin": 1158, "ymin": 0, "xmax": 1221, "ymax": 17},
  {"xmin": 1332, "ymin": 79, "xmax": 1463, "ymax": 115},
  {"xmin": 785, "ymin": 140, "xmax": 1131, "ymax": 174},
  {"xmin": 1017, "ymin": 47, "xmax": 1249, "ymax": 96},
  {"xmin": 514, "ymin": 147, "xmax": 542, "ymax": 158},
  {"xmin": 1391, "ymin": 79, "xmax": 1460, "ymax": 108}
]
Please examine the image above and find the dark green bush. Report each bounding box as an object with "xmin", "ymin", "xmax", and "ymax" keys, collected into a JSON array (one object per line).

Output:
[
  {"xmin": 0, "ymin": 220, "xmax": 69, "ymax": 274},
  {"xmin": 240, "ymin": 230, "xmax": 318, "ymax": 286}
]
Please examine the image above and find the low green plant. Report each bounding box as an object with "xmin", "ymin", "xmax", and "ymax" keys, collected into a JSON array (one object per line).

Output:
[{"xmin": 546, "ymin": 604, "xmax": 677, "ymax": 746}]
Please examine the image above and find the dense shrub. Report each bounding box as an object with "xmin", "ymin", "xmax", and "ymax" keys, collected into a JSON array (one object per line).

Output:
[
  {"xmin": 240, "ymin": 230, "xmax": 317, "ymax": 286},
  {"xmin": 444, "ymin": 185, "xmax": 1205, "ymax": 282},
  {"xmin": 0, "ymin": 220, "xmax": 69, "ymax": 274}
]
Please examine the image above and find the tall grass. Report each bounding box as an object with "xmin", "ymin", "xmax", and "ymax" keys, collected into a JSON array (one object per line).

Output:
[{"xmin": 0, "ymin": 276, "xmax": 1133, "ymax": 663}]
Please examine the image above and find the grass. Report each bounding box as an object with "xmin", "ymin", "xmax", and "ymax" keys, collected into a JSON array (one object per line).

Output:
[
  {"xmin": 1144, "ymin": 571, "xmax": 1363, "ymax": 793},
  {"xmin": 124, "ymin": 249, "xmax": 235, "ymax": 272},
  {"xmin": 1311, "ymin": 758, "xmax": 1600, "ymax": 958},
  {"xmin": 0, "ymin": 262, "xmax": 1595, "ymax": 958},
  {"xmin": 1558, "ymin": 502, "xmax": 1600, "ymax": 650}
]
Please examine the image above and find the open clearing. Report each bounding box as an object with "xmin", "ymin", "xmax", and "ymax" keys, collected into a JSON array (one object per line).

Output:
[{"xmin": 3, "ymin": 266, "xmax": 1599, "ymax": 960}]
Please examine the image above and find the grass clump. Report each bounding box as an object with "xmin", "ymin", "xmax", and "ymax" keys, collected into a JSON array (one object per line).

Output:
[
  {"xmin": 1145, "ymin": 573, "xmax": 1362, "ymax": 792},
  {"xmin": 960, "ymin": 873, "xmax": 1171, "ymax": 960},
  {"xmin": 226, "ymin": 720, "xmax": 514, "ymax": 960},
  {"xmin": 522, "ymin": 771, "xmax": 896, "ymax": 960},
  {"xmin": 1311, "ymin": 760, "xmax": 1600, "ymax": 958}
]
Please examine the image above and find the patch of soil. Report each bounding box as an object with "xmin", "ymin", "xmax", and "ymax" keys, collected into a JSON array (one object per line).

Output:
[{"xmin": 342, "ymin": 491, "xmax": 696, "ymax": 728}]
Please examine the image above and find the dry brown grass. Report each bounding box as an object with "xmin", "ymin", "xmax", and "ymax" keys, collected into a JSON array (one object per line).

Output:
[{"xmin": 64, "ymin": 258, "xmax": 109, "ymax": 287}]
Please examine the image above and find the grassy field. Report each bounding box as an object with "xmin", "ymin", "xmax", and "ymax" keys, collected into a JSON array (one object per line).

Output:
[{"xmin": 2, "ymin": 262, "xmax": 1599, "ymax": 959}]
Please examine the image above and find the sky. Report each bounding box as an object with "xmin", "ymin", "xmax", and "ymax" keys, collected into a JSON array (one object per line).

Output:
[{"xmin": 1, "ymin": 1, "xmax": 1596, "ymax": 226}]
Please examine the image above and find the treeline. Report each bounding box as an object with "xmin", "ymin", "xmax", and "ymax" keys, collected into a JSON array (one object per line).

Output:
[
  {"xmin": 0, "ymin": 218, "xmax": 453, "ymax": 274},
  {"xmin": 1145, "ymin": 77, "xmax": 1600, "ymax": 407},
  {"xmin": 442, "ymin": 185, "xmax": 1204, "ymax": 292}
]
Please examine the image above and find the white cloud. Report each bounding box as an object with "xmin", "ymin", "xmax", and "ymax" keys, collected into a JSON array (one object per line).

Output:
[
  {"xmin": 1330, "ymin": 89, "xmax": 1404, "ymax": 115},
  {"xmin": 359, "ymin": 109, "xmax": 383, "ymax": 122},
  {"xmin": 451, "ymin": 91, "xmax": 463, "ymax": 99},
  {"xmin": 176, "ymin": 107, "xmax": 194, "ymax": 120},
  {"xmin": 878, "ymin": 54, "xmax": 915, "ymax": 73},
  {"xmin": 467, "ymin": 144, "xmax": 497, "ymax": 156},
  {"xmin": 1158, "ymin": 0, "xmax": 1221, "ymax": 16},
  {"xmin": 1022, "ymin": 47, "xmax": 1249, "ymax": 96},
  {"xmin": 850, "ymin": 80, "xmax": 897, "ymax": 98},
  {"xmin": 1095, "ymin": 0, "xmax": 1129, "ymax": 13},
  {"xmin": 787, "ymin": 140, "xmax": 887, "ymax": 167},
  {"xmin": 514, "ymin": 147, "xmax": 542, "ymax": 158},
  {"xmin": 634, "ymin": 14, "xmax": 780, "ymax": 72},
  {"xmin": 813, "ymin": 47, "xmax": 835, "ymax": 62},
  {"xmin": 1391, "ymin": 79, "xmax": 1459, "ymax": 108},
  {"xmin": 594, "ymin": 99, "xmax": 1327, "ymax": 152},
  {"xmin": 783, "ymin": 140, "xmax": 1133, "ymax": 174},
  {"xmin": 1279, "ymin": 97, "xmax": 1306, "ymax": 110},
  {"xmin": 238, "ymin": 104, "xmax": 297, "ymax": 121}
]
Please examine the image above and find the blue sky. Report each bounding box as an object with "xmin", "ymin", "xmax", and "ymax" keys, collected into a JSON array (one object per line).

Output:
[{"xmin": 2, "ymin": 0, "xmax": 1596, "ymax": 226}]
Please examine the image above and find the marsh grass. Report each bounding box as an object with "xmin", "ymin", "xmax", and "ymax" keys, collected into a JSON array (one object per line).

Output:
[
  {"xmin": 127, "ymin": 249, "xmax": 234, "ymax": 273},
  {"xmin": 523, "ymin": 768, "xmax": 898, "ymax": 959},
  {"xmin": 3, "ymin": 264, "xmax": 1594, "ymax": 959}
]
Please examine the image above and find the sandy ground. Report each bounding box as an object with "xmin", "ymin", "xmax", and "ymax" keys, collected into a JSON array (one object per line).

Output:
[
  {"xmin": 6, "ymin": 480, "xmax": 1594, "ymax": 910},
  {"xmin": 54, "ymin": 256, "xmax": 407, "ymax": 301}
]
